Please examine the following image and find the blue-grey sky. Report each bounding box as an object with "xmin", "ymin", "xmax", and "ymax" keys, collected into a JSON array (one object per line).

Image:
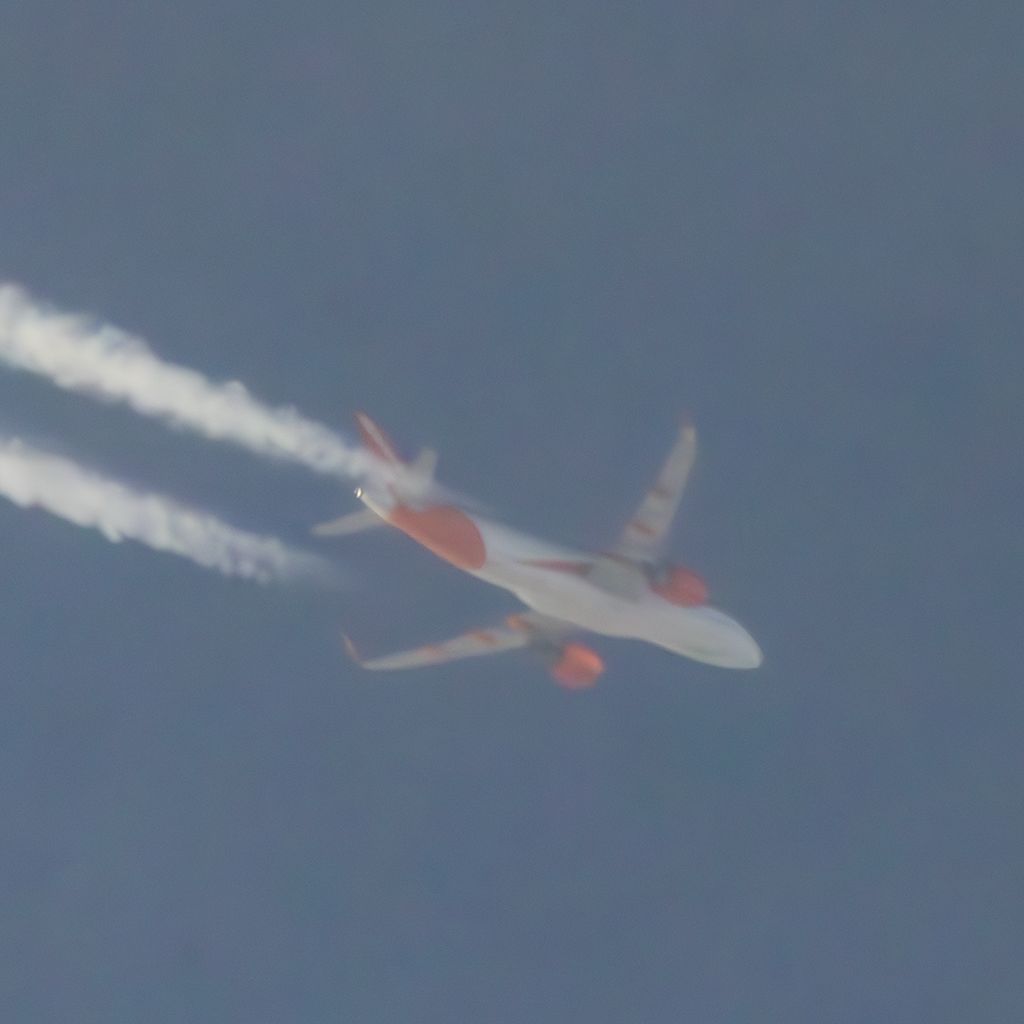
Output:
[{"xmin": 1, "ymin": 3, "xmax": 1021, "ymax": 1021}]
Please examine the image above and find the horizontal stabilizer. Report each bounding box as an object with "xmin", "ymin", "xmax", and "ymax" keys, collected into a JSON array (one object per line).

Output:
[{"xmin": 311, "ymin": 508, "xmax": 382, "ymax": 537}]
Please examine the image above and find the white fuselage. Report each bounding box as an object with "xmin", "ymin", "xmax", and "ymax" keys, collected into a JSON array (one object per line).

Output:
[
  {"xmin": 475, "ymin": 520, "xmax": 761, "ymax": 669},
  {"xmin": 361, "ymin": 489, "xmax": 762, "ymax": 670}
]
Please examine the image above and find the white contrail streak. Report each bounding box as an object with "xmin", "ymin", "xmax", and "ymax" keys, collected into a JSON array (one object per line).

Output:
[
  {"xmin": 0, "ymin": 283, "xmax": 370, "ymax": 479},
  {"xmin": 0, "ymin": 438, "xmax": 337, "ymax": 585}
]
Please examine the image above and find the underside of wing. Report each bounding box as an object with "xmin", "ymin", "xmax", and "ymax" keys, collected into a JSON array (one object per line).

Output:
[
  {"xmin": 344, "ymin": 623, "xmax": 531, "ymax": 671},
  {"xmin": 614, "ymin": 420, "xmax": 697, "ymax": 564},
  {"xmin": 343, "ymin": 611, "xmax": 572, "ymax": 671}
]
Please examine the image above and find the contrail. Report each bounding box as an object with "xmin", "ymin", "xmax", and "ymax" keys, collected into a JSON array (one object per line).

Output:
[
  {"xmin": 0, "ymin": 438, "xmax": 338, "ymax": 585},
  {"xmin": 0, "ymin": 283, "xmax": 370, "ymax": 479}
]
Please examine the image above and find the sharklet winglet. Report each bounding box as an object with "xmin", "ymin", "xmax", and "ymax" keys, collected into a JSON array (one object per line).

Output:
[{"xmin": 341, "ymin": 633, "xmax": 362, "ymax": 664}]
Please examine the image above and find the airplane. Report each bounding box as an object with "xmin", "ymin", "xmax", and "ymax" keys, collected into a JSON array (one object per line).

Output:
[{"xmin": 313, "ymin": 413, "xmax": 762, "ymax": 688}]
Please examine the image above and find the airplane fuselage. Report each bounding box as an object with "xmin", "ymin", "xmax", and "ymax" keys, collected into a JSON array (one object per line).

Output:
[{"xmin": 358, "ymin": 489, "xmax": 762, "ymax": 669}]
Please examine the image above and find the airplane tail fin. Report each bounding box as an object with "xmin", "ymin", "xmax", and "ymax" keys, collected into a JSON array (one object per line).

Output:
[
  {"xmin": 355, "ymin": 412, "xmax": 405, "ymax": 466},
  {"xmin": 355, "ymin": 412, "xmax": 439, "ymax": 493},
  {"xmin": 314, "ymin": 416, "xmax": 443, "ymax": 538}
]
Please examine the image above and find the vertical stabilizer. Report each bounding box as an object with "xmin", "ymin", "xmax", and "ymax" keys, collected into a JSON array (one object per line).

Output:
[{"xmin": 355, "ymin": 411, "xmax": 404, "ymax": 465}]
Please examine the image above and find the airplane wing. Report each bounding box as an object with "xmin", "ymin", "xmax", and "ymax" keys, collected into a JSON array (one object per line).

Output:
[
  {"xmin": 344, "ymin": 624, "xmax": 529, "ymax": 670},
  {"xmin": 343, "ymin": 612, "xmax": 569, "ymax": 671},
  {"xmin": 613, "ymin": 420, "xmax": 697, "ymax": 564}
]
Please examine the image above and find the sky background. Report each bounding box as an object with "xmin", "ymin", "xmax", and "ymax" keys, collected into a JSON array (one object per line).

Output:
[{"xmin": 1, "ymin": 3, "xmax": 1021, "ymax": 1021}]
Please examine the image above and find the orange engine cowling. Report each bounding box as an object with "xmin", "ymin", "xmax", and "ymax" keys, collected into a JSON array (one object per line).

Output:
[
  {"xmin": 550, "ymin": 643, "xmax": 605, "ymax": 689},
  {"xmin": 651, "ymin": 564, "xmax": 708, "ymax": 606}
]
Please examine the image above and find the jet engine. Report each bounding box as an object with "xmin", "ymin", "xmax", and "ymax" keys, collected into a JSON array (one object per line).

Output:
[
  {"xmin": 649, "ymin": 564, "xmax": 708, "ymax": 606},
  {"xmin": 549, "ymin": 643, "xmax": 605, "ymax": 689}
]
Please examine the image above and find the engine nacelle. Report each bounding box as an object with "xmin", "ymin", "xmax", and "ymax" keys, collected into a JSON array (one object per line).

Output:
[
  {"xmin": 549, "ymin": 643, "xmax": 605, "ymax": 689},
  {"xmin": 651, "ymin": 564, "xmax": 708, "ymax": 606}
]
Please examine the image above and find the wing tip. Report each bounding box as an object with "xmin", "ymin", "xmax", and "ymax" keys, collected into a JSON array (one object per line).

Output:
[{"xmin": 341, "ymin": 632, "xmax": 363, "ymax": 665}]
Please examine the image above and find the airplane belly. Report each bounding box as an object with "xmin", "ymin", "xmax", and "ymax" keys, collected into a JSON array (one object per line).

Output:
[
  {"xmin": 438, "ymin": 517, "xmax": 762, "ymax": 670},
  {"xmin": 482, "ymin": 560, "xmax": 762, "ymax": 670},
  {"xmin": 641, "ymin": 604, "xmax": 763, "ymax": 669}
]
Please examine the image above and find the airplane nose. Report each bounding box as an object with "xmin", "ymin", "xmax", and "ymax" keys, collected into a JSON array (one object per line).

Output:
[
  {"xmin": 739, "ymin": 635, "xmax": 763, "ymax": 669},
  {"xmin": 691, "ymin": 608, "xmax": 764, "ymax": 669},
  {"xmin": 727, "ymin": 627, "xmax": 763, "ymax": 669}
]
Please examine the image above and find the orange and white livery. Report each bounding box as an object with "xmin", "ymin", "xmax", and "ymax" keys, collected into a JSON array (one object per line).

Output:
[{"xmin": 314, "ymin": 413, "xmax": 762, "ymax": 688}]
